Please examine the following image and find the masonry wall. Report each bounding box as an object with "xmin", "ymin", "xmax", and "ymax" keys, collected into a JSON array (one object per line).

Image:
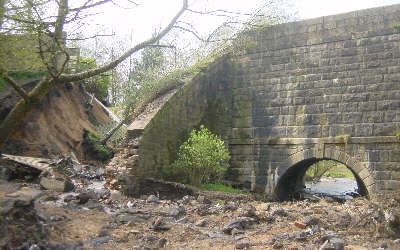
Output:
[
  {"xmin": 137, "ymin": 4, "xmax": 400, "ymax": 198},
  {"xmin": 138, "ymin": 56, "xmax": 234, "ymax": 179},
  {"xmin": 230, "ymin": 4, "xmax": 400, "ymax": 197}
]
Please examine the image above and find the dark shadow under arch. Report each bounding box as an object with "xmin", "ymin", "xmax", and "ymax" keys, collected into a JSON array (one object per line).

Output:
[{"xmin": 274, "ymin": 157, "xmax": 369, "ymax": 201}]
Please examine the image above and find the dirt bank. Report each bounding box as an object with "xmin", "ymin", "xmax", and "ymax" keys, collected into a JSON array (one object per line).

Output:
[{"xmin": 1, "ymin": 81, "xmax": 115, "ymax": 161}]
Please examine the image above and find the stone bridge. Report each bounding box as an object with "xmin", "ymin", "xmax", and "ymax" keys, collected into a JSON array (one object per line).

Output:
[{"xmin": 130, "ymin": 4, "xmax": 400, "ymax": 200}]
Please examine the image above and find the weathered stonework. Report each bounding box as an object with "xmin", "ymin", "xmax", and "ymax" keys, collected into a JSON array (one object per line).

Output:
[{"xmin": 133, "ymin": 4, "xmax": 400, "ymax": 200}]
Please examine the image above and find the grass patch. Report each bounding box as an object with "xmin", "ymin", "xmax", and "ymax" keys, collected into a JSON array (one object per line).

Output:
[
  {"xmin": 201, "ymin": 183, "xmax": 244, "ymax": 194},
  {"xmin": 323, "ymin": 166, "xmax": 355, "ymax": 179}
]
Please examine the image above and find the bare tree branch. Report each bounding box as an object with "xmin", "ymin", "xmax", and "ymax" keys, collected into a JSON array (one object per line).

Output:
[
  {"xmin": 59, "ymin": 0, "xmax": 188, "ymax": 83},
  {"xmin": 187, "ymin": 8, "xmax": 266, "ymax": 18},
  {"xmin": 67, "ymin": 33, "xmax": 114, "ymax": 41},
  {"xmin": 173, "ymin": 25, "xmax": 206, "ymax": 42},
  {"xmin": 69, "ymin": 0, "xmax": 110, "ymax": 12},
  {"xmin": 110, "ymin": 0, "xmax": 138, "ymax": 9}
]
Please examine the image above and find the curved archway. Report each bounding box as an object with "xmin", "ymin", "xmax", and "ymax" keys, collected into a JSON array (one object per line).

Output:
[{"xmin": 274, "ymin": 148, "xmax": 371, "ymax": 200}]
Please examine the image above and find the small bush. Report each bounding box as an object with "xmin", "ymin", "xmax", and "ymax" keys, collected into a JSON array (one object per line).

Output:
[{"xmin": 172, "ymin": 125, "xmax": 230, "ymax": 186}]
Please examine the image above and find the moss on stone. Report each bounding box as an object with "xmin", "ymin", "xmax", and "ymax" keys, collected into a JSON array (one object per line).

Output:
[{"xmin": 82, "ymin": 130, "xmax": 113, "ymax": 162}]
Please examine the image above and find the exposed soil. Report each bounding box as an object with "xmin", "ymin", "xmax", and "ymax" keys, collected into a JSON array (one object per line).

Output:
[{"xmin": 1, "ymin": 81, "xmax": 115, "ymax": 161}]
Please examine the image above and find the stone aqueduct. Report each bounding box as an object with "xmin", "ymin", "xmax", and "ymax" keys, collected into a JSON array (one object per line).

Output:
[{"xmin": 129, "ymin": 4, "xmax": 400, "ymax": 199}]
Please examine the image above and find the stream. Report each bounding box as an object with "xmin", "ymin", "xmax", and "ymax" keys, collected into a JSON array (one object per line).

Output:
[{"xmin": 303, "ymin": 177, "xmax": 358, "ymax": 200}]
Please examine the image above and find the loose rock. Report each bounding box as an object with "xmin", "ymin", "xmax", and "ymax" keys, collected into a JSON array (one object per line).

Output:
[
  {"xmin": 40, "ymin": 176, "xmax": 74, "ymax": 192},
  {"xmin": 223, "ymin": 217, "xmax": 257, "ymax": 234}
]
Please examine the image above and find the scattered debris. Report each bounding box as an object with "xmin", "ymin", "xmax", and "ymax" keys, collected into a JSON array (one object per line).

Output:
[{"xmin": 1, "ymin": 154, "xmax": 400, "ymax": 249}]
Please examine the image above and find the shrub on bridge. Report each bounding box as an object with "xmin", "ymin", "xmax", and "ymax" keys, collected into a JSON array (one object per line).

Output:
[{"xmin": 172, "ymin": 125, "xmax": 230, "ymax": 186}]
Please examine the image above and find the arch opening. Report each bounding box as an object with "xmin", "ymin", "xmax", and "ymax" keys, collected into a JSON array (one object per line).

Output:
[{"xmin": 274, "ymin": 158, "xmax": 369, "ymax": 201}]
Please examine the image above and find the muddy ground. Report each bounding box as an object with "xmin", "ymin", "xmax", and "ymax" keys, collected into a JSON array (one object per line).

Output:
[{"xmin": 1, "ymin": 167, "xmax": 400, "ymax": 250}]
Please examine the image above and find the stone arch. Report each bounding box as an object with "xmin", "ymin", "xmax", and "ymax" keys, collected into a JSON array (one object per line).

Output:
[{"xmin": 274, "ymin": 147, "xmax": 372, "ymax": 200}]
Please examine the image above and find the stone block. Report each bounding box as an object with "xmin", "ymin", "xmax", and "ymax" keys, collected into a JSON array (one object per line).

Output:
[
  {"xmin": 389, "ymin": 151, "xmax": 400, "ymax": 162},
  {"xmin": 377, "ymin": 100, "xmax": 400, "ymax": 111},
  {"xmin": 339, "ymin": 102, "xmax": 358, "ymax": 112},
  {"xmin": 347, "ymin": 159, "xmax": 363, "ymax": 174},
  {"xmin": 342, "ymin": 112, "xmax": 363, "ymax": 123},
  {"xmin": 373, "ymin": 123, "xmax": 397, "ymax": 136},
  {"xmin": 40, "ymin": 176, "xmax": 74, "ymax": 192},
  {"xmin": 362, "ymin": 176, "xmax": 375, "ymax": 188},
  {"xmin": 362, "ymin": 112, "xmax": 384, "ymax": 123},
  {"xmin": 374, "ymin": 171, "xmax": 391, "ymax": 180},
  {"xmin": 358, "ymin": 102, "xmax": 377, "ymax": 112},
  {"xmin": 381, "ymin": 180, "xmax": 400, "ymax": 190},
  {"xmin": 232, "ymin": 128, "xmax": 253, "ymax": 139},
  {"xmin": 354, "ymin": 124, "xmax": 374, "ymax": 136},
  {"xmin": 232, "ymin": 117, "xmax": 252, "ymax": 128},
  {"xmin": 358, "ymin": 168, "xmax": 372, "ymax": 180}
]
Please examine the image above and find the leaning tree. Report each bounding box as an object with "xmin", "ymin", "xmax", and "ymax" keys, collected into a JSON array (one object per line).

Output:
[{"xmin": 0, "ymin": 0, "xmax": 188, "ymax": 149}]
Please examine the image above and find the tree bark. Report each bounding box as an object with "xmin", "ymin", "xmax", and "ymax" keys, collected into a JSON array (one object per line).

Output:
[
  {"xmin": 0, "ymin": 76, "xmax": 56, "ymax": 147},
  {"xmin": 0, "ymin": 0, "xmax": 188, "ymax": 149}
]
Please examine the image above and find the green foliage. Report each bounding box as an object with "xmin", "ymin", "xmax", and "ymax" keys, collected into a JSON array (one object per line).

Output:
[
  {"xmin": 0, "ymin": 35, "xmax": 46, "ymax": 72},
  {"xmin": 395, "ymin": 130, "xmax": 400, "ymax": 137},
  {"xmin": 0, "ymin": 71, "xmax": 45, "ymax": 92},
  {"xmin": 394, "ymin": 24, "xmax": 400, "ymax": 29},
  {"xmin": 77, "ymin": 57, "xmax": 111, "ymax": 102},
  {"xmin": 129, "ymin": 46, "xmax": 165, "ymax": 84},
  {"xmin": 8, "ymin": 71, "xmax": 45, "ymax": 79},
  {"xmin": 87, "ymin": 112, "xmax": 99, "ymax": 126},
  {"xmin": 172, "ymin": 125, "xmax": 230, "ymax": 186},
  {"xmin": 96, "ymin": 121, "xmax": 127, "ymax": 147},
  {"xmin": 306, "ymin": 160, "xmax": 336, "ymax": 182},
  {"xmin": 121, "ymin": 66, "xmax": 195, "ymax": 121},
  {"xmin": 202, "ymin": 183, "xmax": 244, "ymax": 194},
  {"xmin": 82, "ymin": 130, "xmax": 113, "ymax": 161},
  {"xmin": 305, "ymin": 160, "xmax": 353, "ymax": 182}
]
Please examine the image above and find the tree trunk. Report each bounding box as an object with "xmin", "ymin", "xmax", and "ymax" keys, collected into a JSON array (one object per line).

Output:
[
  {"xmin": 0, "ymin": 0, "xmax": 188, "ymax": 150},
  {"xmin": 0, "ymin": 77, "xmax": 56, "ymax": 148}
]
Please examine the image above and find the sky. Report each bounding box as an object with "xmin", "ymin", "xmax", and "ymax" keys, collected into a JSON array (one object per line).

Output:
[
  {"xmin": 294, "ymin": 0, "xmax": 400, "ymax": 19},
  {"xmin": 84, "ymin": 0, "xmax": 400, "ymax": 40},
  {"xmin": 72, "ymin": 0, "xmax": 400, "ymax": 61}
]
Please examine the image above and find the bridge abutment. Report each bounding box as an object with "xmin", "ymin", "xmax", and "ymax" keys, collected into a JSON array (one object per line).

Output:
[{"xmin": 131, "ymin": 4, "xmax": 400, "ymax": 199}]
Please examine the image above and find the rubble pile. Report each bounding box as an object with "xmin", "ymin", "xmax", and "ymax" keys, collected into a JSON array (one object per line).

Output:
[
  {"xmin": 105, "ymin": 138, "xmax": 141, "ymax": 191},
  {"xmin": 1, "ymin": 154, "xmax": 400, "ymax": 249}
]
